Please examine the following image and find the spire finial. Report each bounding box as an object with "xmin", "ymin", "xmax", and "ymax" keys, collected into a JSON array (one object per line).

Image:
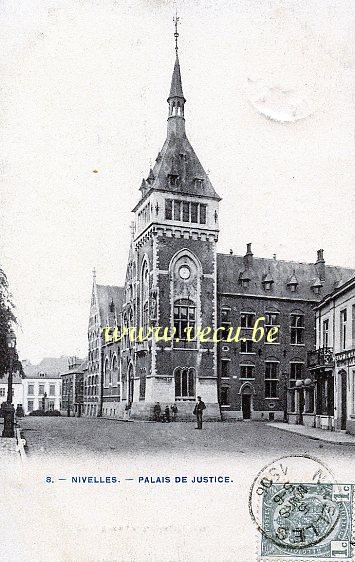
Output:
[
  {"xmin": 173, "ymin": 11, "xmax": 180, "ymax": 54},
  {"xmin": 92, "ymin": 267, "xmax": 96, "ymax": 281}
]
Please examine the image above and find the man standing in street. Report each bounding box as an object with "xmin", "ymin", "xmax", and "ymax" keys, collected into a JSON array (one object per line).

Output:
[
  {"xmin": 153, "ymin": 402, "xmax": 161, "ymax": 422},
  {"xmin": 193, "ymin": 396, "xmax": 206, "ymax": 429}
]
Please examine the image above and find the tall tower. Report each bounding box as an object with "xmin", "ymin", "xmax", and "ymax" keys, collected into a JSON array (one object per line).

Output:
[{"xmin": 127, "ymin": 21, "xmax": 221, "ymax": 419}]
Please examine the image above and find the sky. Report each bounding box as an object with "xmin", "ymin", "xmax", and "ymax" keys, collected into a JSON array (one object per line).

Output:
[{"xmin": 0, "ymin": 0, "xmax": 354, "ymax": 363}]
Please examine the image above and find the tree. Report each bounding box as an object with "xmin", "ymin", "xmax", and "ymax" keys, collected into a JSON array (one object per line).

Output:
[{"xmin": 0, "ymin": 267, "xmax": 18, "ymax": 378}]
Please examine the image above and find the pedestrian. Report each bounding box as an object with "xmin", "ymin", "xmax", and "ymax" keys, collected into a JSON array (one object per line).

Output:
[
  {"xmin": 193, "ymin": 396, "xmax": 206, "ymax": 429},
  {"xmin": 171, "ymin": 403, "xmax": 178, "ymax": 421},
  {"xmin": 164, "ymin": 405, "xmax": 170, "ymax": 423},
  {"xmin": 153, "ymin": 402, "xmax": 161, "ymax": 422},
  {"xmin": 124, "ymin": 401, "xmax": 131, "ymax": 422}
]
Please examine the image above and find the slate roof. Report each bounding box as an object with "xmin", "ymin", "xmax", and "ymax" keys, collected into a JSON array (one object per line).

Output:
[
  {"xmin": 23, "ymin": 372, "xmax": 62, "ymax": 380},
  {"xmin": 22, "ymin": 356, "xmax": 70, "ymax": 378},
  {"xmin": 143, "ymin": 134, "xmax": 221, "ymax": 201},
  {"xmin": 217, "ymin": 253, "xmax": 355, "ymax": 301},
  {"xmin": 314, "ymin": 275, "xmax": 355, "ymax": 309},
  {"xmin": 61, "ymin": 358, "xmax": 88, "ymax": 377},
  {"xmin": 96, "ymin": 285, "xmax": 124, "ymax": 326},
  {"xmin": 134, "ymin": 53, "xmax": 221, "ymax": 204}
]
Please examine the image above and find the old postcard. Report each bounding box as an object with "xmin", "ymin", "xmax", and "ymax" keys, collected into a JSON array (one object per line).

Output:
[{"xmin": 0, "ymin": 1, "xmax": 354, "ymax": 561}]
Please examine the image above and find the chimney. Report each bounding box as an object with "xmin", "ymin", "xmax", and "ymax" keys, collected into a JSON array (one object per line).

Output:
[
  {"xmin": 273, "ymin": 254, "xmax": 277, "ymax": 260},
  {"xmin": 229, "ymin": 249, "xmax": 233, "ymax": 255},
  {"xmin": 315, "ymin": 248, "xmax": 325, "ymax": 281},
  {"xmin": 243, "ymin": 243, "xmax": 253, "ymax": 269}
]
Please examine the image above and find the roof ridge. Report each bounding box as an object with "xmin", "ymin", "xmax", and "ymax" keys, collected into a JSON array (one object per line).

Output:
[{"xmin": 217, "ymin": 253, "xmax": 355, "ymax": 270}]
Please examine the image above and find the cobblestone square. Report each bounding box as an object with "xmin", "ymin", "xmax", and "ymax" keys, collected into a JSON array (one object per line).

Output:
[{"xmin": 18, "ymin": 416, "xmax": 355, "ymax": 461}]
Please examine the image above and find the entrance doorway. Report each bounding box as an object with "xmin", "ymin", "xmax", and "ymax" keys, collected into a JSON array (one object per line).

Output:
[
  {"xmin": 242, "ymin": 394, "xmax": 251, "ymax": 420},
  {"xmin": 340, "ymin": 371, "xmax": 347, "ymax": 430}
]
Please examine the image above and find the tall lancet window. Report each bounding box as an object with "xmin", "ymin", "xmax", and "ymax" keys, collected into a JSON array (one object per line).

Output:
[{"xmin": 141, "ymin": 261, "xmax": 149, "ymax": 336}]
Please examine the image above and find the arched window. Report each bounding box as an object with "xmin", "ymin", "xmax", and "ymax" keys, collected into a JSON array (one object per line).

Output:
[
  {"xmin": 141, "ymin": 261, "xmax": 149, "ymax": 335},
  {"xmin": 128, "ymin": 307, "xmax": 134, "ymax": 347},
  {"xmin": 111, "ymin": 355, "xmax": 118, "ymax": 388},
  {"xmin": 173, "ymin": 299, "xmax": 196, "ymax": 340},
  {"xmin": 104, "ymin": 358, "xmax": 110, "ymax": 386},
  {"xmin": 122, "ymin": 312, "xmax": 128, "ymax": 349},
  {"xmin": 175, "ymin": 367, "xmax": 195, "ymax": 401}
]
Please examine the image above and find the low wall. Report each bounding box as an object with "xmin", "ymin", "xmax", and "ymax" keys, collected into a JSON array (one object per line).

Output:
[
  {"xmin": 130, "ymin": 401, "xmax": 221, "ymax": 421},
  {"xmin": 221, "ymin": 410, "xmax": 284, "ymax": 422}
]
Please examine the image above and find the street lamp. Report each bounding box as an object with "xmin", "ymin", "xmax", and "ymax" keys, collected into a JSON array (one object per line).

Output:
[{"xmin": 2, "ymin": 329, "xmax": 16, "ymax": 438}]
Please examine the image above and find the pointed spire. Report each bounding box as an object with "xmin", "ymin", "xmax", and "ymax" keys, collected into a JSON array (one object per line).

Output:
[
  {"xmin": 139, "ymin": 178, "xmax": 147, "ymax": 192},
  {"xmin": 147, "ymin": 168, "xmax": 155, "ymax": 184},
  {"xmin": 169, "ymin": 13, "xmax": 184, "ymax": 101},
  {"xmin": 168, "ymin": 55, "xmax": 185, "ymax": 101},
  {"xmin": 167, "ymin": 15, "xmax": 186, "ymax": 137},
  {"xmin": 92, "ymin": 267, "xmax": 96, "ymax": 282}
]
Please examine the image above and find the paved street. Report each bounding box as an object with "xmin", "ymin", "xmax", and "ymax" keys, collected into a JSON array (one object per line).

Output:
[{"xmin": 20, "ymin": 416, "xmax": 355, "ymax": 460}]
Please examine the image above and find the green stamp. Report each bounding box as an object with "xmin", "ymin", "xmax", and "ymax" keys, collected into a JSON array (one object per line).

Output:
[{"xmin": 261, "ymin": 483, "xmax": 352, "ymax": 558}]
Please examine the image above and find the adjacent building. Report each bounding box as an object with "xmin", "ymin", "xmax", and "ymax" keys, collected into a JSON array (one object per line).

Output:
[
  {"xmin": 307, "ymin": 276, "xmax": 355, "ymax": 434},
  {"xmin": 61, "ymin": 357, "xmax": 86, "ymax": 416},
  {"xmin": 22, "ymin": 373, "xmax": 61, "ymax": 414},
  {"xmin": 0, "ymin": 371, "xmax": 24, "ymax": 412},
  {"xmin": 85, "ymin": 279, "xmax": 124, "ymax": 417},
  {"xmin": 218, "ymin": 249, "xmax": 353, "ymax": 421}
]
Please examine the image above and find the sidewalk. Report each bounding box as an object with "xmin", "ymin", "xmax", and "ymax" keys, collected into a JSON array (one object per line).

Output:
[
  {"xmin": 268, "ymin": 422, "xmax": 355, "ymax": 444},
  {"xmin": 0, "ymin": 421, "xmax": 21, "ymax": 459}
]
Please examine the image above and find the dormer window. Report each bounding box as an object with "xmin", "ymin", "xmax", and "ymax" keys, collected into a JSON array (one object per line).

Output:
[
  {"xmin": 194, "ymin": 178, "xmax": 203, "ymax": 189},
  {"xmin": 239, "ymin": 270, "xmax": 250, "ymax": 289},
  {"xmin": 262, "ymin": 272, "xmax": 274, "ymax": 291},
  {"xmin": 287, "ymin": 273, "xmax": 298, "ymax": 293},
  {"xmin": 311, "ymin": 277, "xmax": 322, "ymax": 295},
  {"xmin": 168, "ymin": 174, "xmax": 179, "ymax": 187}
]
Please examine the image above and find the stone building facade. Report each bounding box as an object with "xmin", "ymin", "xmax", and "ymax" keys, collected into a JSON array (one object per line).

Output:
[
  {"xmin": 308, "ymin": 276, "xmax": 355, "ymax": 434},
  {"xmin": 22, "ymin": 373, "xmax": 61, "ymax": 415},
  {"xmin": 61, "ymin": 357, "xmax": 86, "ymax": 416},
  {"xmin": 85, "ymin": 277, "xmax": 123, "ymax": 417},
  {"xmin": 84, "ymin": 39, "xmax": 355, "ymax": 421}
]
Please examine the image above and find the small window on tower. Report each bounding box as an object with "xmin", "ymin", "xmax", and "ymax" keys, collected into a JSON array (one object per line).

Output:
[
  {"xmin": 190, "ymin": 203, "xmax": 198, "ymax": 223},
  {"xmin": 182, "ymin": 201, "xmax": 190, "ymax": 222},
  {"xmin": 174, "ymin": 200, "xmax": 181, "ymax": 221},
  {"xmin": 199, "ymin": 204, "xmax": 207, "ymax": 224},
  {"xmin": 165, "ymin": 199, "xmax": 173, "ymax": 220}
]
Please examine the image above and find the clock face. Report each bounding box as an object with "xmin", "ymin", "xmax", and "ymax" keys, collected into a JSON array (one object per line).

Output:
[{"xmin": 179, "ymin": 265, "xmax": 191, "ymax": 280}]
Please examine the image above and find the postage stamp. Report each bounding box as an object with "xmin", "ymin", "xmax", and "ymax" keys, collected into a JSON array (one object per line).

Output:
[
  {"xmin": 249, "ymin": 455, "xmax": 354, "ymax": 560},
  {"xmin": 260, "ymin": 483, "xmax": 352, "ymax": 558}
]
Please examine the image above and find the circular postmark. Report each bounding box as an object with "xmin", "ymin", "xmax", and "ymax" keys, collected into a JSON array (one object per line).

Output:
[{"xmin": 249, "ymin": 454, "xmax": 344, "ymax": 552}]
